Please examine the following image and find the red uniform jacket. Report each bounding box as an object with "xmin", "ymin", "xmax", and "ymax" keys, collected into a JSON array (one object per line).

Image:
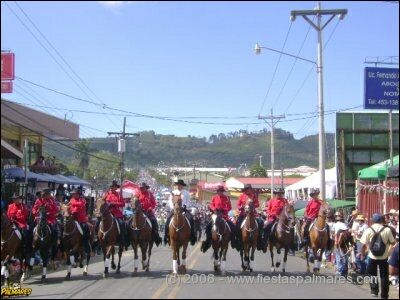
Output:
[
  {"xmin": 7, "ymin": 203, "xmax": 29, "ymax": 229},
  {"xmin": 266, "ymin": 197, "xmax": 288, "ymax": 222},
  {"xmin": 104, "ymin": 190, "xmax": 124, "ymax": 219},
  {"xmin": 32, "ymin": 197, "xmax": 59, "ymax": 225},
  {"xmin": 209, "ymin": 194, "xmax": 232, "ymax": 220},
  {"xmin": 237, "ymin": 193, "xmax": 259, "ymax": 214},
  {"xmin": 138, "ymin": 190, "xmax": 156, "ymax": 213},
  {"xmin": 69, "ymin": 197, "xmax": 88, "ymax": 223},
  {"xmin": 305, "ymin": 198, "xmax": 323, "ymax": 220}
]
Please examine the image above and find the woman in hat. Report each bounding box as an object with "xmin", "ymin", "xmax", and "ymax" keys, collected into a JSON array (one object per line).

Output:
[
  {"xmin": 236, "ymin": 184, "xmax": 264, "ymax": 251},
  {"xmin": 201, "ymin": 185, "xmax": 237, "ymax": 252},
  {"xmin": 68, "ymin": 188, "xmax": 91, "ymax": 254},
  {"xmin": 164, "ymin": 179, "xmax": 196, "ymax": 246},
  {"xmin": 353, "ymin": 214, "xmax": 368, "ymax": 274},
  {"xmin": 103, "ymin": 180, "xmax": 128, "ymax": 250},
  {"xmin": 137, "ymin": 182, "xmax": 162, "ymax": 246},
  {"xmin": 7, "ymin": 194, "xmax": 32, "ymax": 254}
]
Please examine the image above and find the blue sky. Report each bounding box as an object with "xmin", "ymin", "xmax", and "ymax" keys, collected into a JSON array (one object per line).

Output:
[{"xmin": 1, "ymin": 1, "xmax": 399, "ymax": 139}]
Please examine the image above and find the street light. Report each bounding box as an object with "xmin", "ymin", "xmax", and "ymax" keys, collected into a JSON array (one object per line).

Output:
[{"xmin": 255, "ymin": 2, "xmax": 347, "ymax": 200}]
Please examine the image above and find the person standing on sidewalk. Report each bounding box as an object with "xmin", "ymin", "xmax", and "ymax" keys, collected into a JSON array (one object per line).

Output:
[{"xmin": 360, "ymin": 213, "xmax": 396, "ymax": 299}]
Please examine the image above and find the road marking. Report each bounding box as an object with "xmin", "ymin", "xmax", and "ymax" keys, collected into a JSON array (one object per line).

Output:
[
  {"xmin": 166, "ymin": 244, "xmax": 202, "ymax": 299},
  {"xmin": 150, "ymin": 243, "xmax": 201, "ymax": 299}
]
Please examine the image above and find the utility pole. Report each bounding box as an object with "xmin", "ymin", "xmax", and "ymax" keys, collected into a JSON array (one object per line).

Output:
[
  {"xmin": 291, "ymin": 2, "xmax": 347, "ymax": 200},
  {"xmin": 259, "ymin": 155, "xmax": 263, "ymax": 167},
  {"xmin": 258, "ymin": 109, "xmax": 285, "ymax": 194},
  {"xmin": 107, "ymin": 117, "xmax": 138, "ymax": 198}
]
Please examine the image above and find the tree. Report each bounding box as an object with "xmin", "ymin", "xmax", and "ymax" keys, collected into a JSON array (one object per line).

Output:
[
  {"xmin": 250, "ymin": 164, "xmax": 267, "ymax": 177},
  {"xmin": 74, "ymin": 139, "xmax": 91, "ymax": 179}
]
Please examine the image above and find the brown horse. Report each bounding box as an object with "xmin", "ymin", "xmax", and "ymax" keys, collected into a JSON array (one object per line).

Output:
[
  {"xmin": 268, "ymin": 204, "xmax": 296, "ymax": 273},
  {"xmin": 95, "ymin": 198, "xmax": 123, "ymax": 278},
  {"xmin": 127, "ymin": 198, "xmax": 153, "ymax": 275},
  {"xmin": 32, "ymin": 206, "xmax": 56, "ymax": 282},
  {"xmin": 169, "ymin": 194, "xmax": 191, "ymax": 275},
  {"xmin": 1, "ymin": 212, "xmax": 23, "ymax": 285},
  {"xmin": 240, "ymin": 201, "xmax": 258, "ymax": 272},
  {"xmin": 211, "ymin": 209, "xmax": 231, "ymax": 275},
  {"xmin": 303, "ymin": 204, "xmax": 330, "ymax": 273},
  {"xmin": 61, "ymin": 204, "xmax": 94, "ymax": 279}
]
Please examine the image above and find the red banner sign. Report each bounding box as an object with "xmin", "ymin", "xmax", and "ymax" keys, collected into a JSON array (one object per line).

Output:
[
  {"xmin": 1, "ymin": 52, "xmax": 15, "ymax": 80},
  {"xmin": 1, "ymin": 81, "xmax": 13, "ymax": 93}
]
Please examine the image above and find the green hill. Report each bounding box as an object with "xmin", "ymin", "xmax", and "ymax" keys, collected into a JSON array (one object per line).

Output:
[{"xmin": 44, "ymin": 128, "xmax": 335, "ymax": 169}]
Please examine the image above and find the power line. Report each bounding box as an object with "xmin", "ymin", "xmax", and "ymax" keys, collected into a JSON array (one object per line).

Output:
[{"xmin": 258, "ymin": 22, "xmax": 293, "ymax": 115}]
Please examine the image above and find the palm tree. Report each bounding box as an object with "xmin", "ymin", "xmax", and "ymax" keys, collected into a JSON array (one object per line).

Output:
[{"xmin": 75, "ymin": 139, "xmax": 91, "ymax": 179}]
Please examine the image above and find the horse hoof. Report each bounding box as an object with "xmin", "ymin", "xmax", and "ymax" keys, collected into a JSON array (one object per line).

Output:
[
  {"xmin": 249, "ymin": 268, "xmax": 253, "ymax": 273},
  {"xmin": 275, "ymin": 262, "xmax": 281, "ymax": 268},
  {"xmin": 65, "ymin": 273, "xmax": 71, "ymax": 280},
  {"xmin": 103, "ymin": 272, "xmax": 108, "ymax": 278},
  {"xmin": 41, "ymin": 275, "xmax": 46, "ymax": 282},
  {"xmin": 282, "ymin": 269, "xmax": 286, "ymax": 273},
  {"xmin": 83, "ymin": 271, "xmax": 88, "ymax": 276},
  {"xmin": 214, "ymin": 266, "xmax": 219, "ymax": 272},
  {"xmin": 116, "ymin": 269, "xmax": 121, "ymax": 274},
  {"xmin": 271, "ymin": 267, "xmax": 275, "ymax": 272},
  {"xmin": 145, "ymin": 267, "xmax": 150, "ymax": 272},
  {"xmin": 313, "ymin": 268, "xmax": 320, "ymax": 273}
]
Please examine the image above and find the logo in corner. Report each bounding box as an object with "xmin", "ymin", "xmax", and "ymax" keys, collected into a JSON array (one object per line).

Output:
[{"xmin": 1, "ymin": 282, "xmax": 32, "ymax": 298}]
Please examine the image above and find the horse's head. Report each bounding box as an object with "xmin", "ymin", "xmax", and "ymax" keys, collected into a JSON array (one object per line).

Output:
[
  {"xmin": 173, "ymin": 193, "xmax": 182, "ymax": 213},
  {"xmin": 96, "ymin": 199, "xmax": 110, "ymax": 219},
  {"xmin": 245, "ymin": 201, "xmax": 255, "ymax": 215},
  {"xmin": 318, "ymin": 203, "xmax": 330, "ymax": 219},
  {"xmin": 38, "ymin": 205, "xmax": 47, "ymax": 226},
  {"xmin": 61, "ymin": 204, "xmax": 74, "ymax": 226},
  {"xmin": 282, "ymin": 204, "xmax": 296, "ymax": 227},
  {"xmin": 132, "ymin": 197, "xmax": 142, "ymax": 213}
]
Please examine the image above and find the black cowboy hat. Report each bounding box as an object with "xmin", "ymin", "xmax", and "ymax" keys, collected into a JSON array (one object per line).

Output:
[
  {"xmin": 110, "ymin": 180, "xmax": 120, "ymax": 188},
  {"xmin": 216, "ymin": 185, "xmax": 226, "ymax": 192},
  {"xmin": 273, "ymin": 188, "xmax": 285, "ymax": 194},
  {"xmin": 309, "ymin": 188, "xmax": 320, "ymax": 196},
  {"xmin": 11, "ymin": 193, "xmax": 22, "ymax": 199},
  {"xmin": 242, "ymin": 184, "xmax": 253, "ymax": 191},
  {"xmin": 140, "ymin": 182, "xmax": 150, "ymax": 189},
  {"xmin": 174, "ymin": 179, "xmax": 187, "ymax": 186}
]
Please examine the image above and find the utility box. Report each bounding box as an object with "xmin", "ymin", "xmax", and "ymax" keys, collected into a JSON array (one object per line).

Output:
[{"xmin": 118, "ymin": 139, "xmax": 126, "ymax": 153}]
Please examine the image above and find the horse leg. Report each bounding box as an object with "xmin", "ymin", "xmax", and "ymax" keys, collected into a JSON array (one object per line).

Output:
[
  {"xmin": 314, "ymin": 248, "xmax": 322, "ymax": 273},
  {"xmin": 221, "ymin": 245, "xmax": 228, "ymax": 276},
  {"xmin": 270, "ymin": 243, "xmax": 275, "ymax": 272},
  {"xmin": 84, "ymin": 250, "xmax": 90, "ymax": 276},
  {"xmin": 282, "ymin": 247, "xmax": 288, "ymax": 273},
  {"xmin": 41, "ymin": 251, "xmax": 48, "ymax": 282},
  {"xmin": 103, "ymin": 246, "xmax": 111, "ymax": 278},
  {"xmin": 213, "ymin": 246, "xmax": 219, "ymax": 272},
  {"xmin": 133, "ymin": 243, "xmax": 139, "ymax": 274},
  {"xmin": 172, "ymin": 243, "xmax": 178, "ymax": 275},
  {"xmin": 65, "ymin": 252, "xmax": 72, "ymax": 280},
  {"xmin": 305, "ymin": 246, "xmax": 310, "ymax": 273},
  {"xmin": 275, "ymin": 248, "xmax": 281, "ymax": 269},
  {"xmin": 180, "ymin": 243, "xmax": 187, "ymax": 274},
  {"xmin": 141, "ymin": 242, "xmax": 148, "ymax": 271},
  {"xmin": 147, "ymin": 239, "xmax": 153, "ymax": 273},
  {"xmin": 1, "ymin": 257, "xmax": 10, "ymax": 286},
  {"xmin": 240, "ymin": 249, "xmax": 245, "ymax": 272},
  {"xmin": 116, "ymin": 246, "xmax": 122, "ymax": 274},
  {"xmin": 111, "ymin": 247, "xmax": 116, "ymax": 270},
  {"xmin": 249, "ymin": 245, "xmax": 256, "ymax": 273}
]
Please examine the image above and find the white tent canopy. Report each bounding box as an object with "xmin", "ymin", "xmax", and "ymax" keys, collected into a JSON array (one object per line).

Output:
[{"xmin": 285, "ymin": 167, "xmax": 337, "ymax": 201}]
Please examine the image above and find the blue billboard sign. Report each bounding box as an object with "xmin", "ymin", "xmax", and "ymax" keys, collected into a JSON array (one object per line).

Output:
[{"xmin": 364, "ymin": 67, "xmax": 399, "ymax": 110}]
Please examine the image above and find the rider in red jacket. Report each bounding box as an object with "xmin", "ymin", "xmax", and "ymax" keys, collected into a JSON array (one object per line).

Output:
[
  {"xmin": 32, "ymin": 189, "xmax": 60, "ymax": 245},
  {"xmin": 235, "ymin": 184, "xmax": 264, "ymax": 252},
  {"xmin": 300, "ymin": 188, "xmax": 331, "ymax": 249},
  {"xmin": 68, "ymin": 188, "xmax": 90, "ymax": 253},
  {"xmin": 103, "ymin": 180, "xmax": 127, "ymax": 249},
  {"xmin": 7, "ymin": 194, "xmax": 32, "ymax": 253},
  {"xmin": 137, "ymin": 183, "xmax": 162, "ymax": 246},
  {"xmin": 201, "ymin": 186, "xmax": 237, "ymax": 253},
  {"xmin": 264, "ymin": 188, "xmax": 288, "ymax": 244}
]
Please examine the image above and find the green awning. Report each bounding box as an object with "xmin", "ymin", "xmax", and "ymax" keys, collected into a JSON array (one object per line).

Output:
[
  {"xmin": 358, "ymin": 155, "xmax": 399, "ymax": 180},
  {"xmin": 295, "ymin": 199, "xmax": 356, "ymax": 217}
]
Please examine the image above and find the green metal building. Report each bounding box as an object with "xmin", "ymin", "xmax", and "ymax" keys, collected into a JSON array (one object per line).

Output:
[{"xmin": 336, "ymin": 111, "xmax": 399, "ymax": 200}]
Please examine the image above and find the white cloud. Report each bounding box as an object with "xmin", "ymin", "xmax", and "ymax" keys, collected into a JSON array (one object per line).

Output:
[{"xmin": 97, "ymin": 1, "xmax": 134, "ymax": 8}]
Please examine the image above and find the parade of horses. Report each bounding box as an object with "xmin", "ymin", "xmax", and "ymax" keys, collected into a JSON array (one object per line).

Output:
[{"xmin": 1, "ymin": 1, "xmax": 399, "ymax": 299}]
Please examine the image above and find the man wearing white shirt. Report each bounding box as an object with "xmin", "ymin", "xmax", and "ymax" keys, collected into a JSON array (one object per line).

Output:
[
  {"xmin": 164, "ymin": 179, "xmax": 196, "ymax": 246},
  {"xmin": 332, "ymin": 212, "xmax": 349, "ymax": 276}
]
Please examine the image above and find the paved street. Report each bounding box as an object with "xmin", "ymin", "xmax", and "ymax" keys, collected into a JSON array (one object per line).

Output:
[{"xmin": 20, "ymin": 243, "xmax": 380, "ymax": 299}]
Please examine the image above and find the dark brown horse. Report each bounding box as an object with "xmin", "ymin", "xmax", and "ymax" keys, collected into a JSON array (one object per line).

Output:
[
  {"xmin": 32, "ymin": 206, "xmax": 55, "ymax": 282},
  {"xmin": 1, "ymin": 212, "xmax": 23, "ymax": 285},
  {"xmin": 95, "ymin": 198, "xmax": 123, "ymax": 278},
  {"xmin": 61, "ymin": 204, "xmax": 94, "ymax": 279},
  {"xmin": 268, "ymin": 204, "xmax": 296, "ymax": 273},
  {"xmin": 240, "ymin": 201, "xmax": 258, "ymax": 272},
  {"xmin": 211, "ymin": 209, "xmax": 230, "ymax": 275},
  {"xmin": 127, "ymin": 198, "xmax": 153, "ymax": 275},
  {"xmin": 303, "ymin": 203, "xmax": 330, "ymax": 273},
  {"xmin": 169, "ymin": 194, "xmax": 191, "ymax": 275}
]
